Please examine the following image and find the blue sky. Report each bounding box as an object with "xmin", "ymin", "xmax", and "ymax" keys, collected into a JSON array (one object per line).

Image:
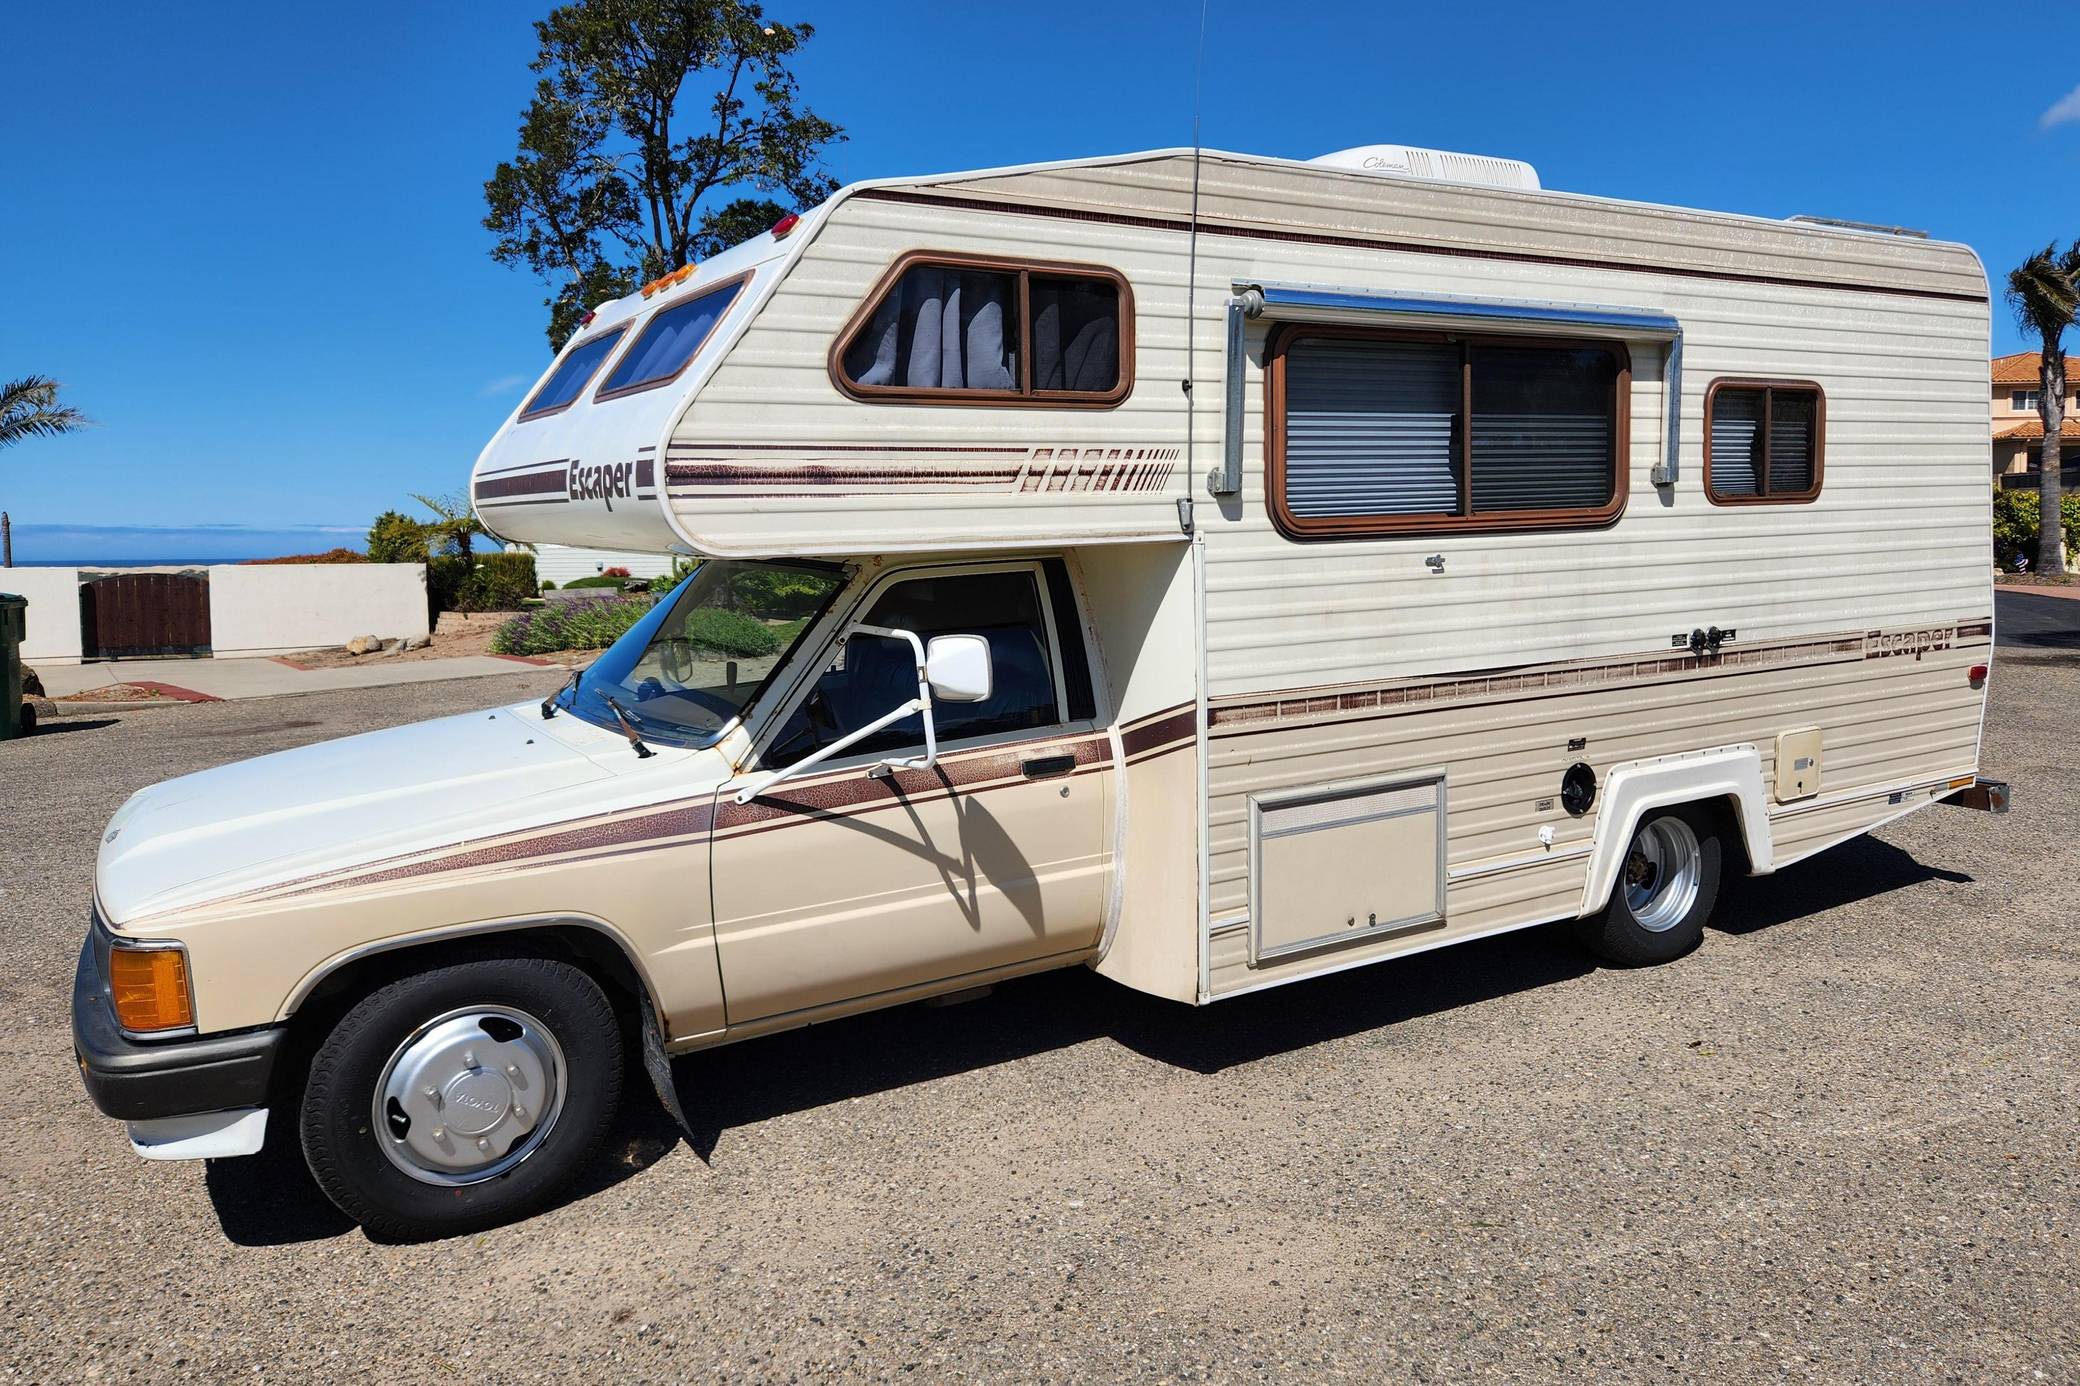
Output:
[{"xmin": 4, "ymin": 2, "xmax": 2077, "ymax": 560}]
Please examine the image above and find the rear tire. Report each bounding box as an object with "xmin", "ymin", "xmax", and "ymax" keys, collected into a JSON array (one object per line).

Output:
[
  {"xmin": 298, "ymin": 955, "xmax": 622, "ymax": 1240},
  {"xmin": 1574, "ymin": 805, "xmax": 1721, "ymax": 966}
]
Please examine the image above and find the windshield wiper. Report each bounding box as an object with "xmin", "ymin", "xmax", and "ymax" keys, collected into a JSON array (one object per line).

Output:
[
  {"xmin": 540, "ymin": 666, "xmax": 584, "ymax": 720},
  {"xmin": 602, "ymin": 695, "xmax": 656, "ymax": 759}
]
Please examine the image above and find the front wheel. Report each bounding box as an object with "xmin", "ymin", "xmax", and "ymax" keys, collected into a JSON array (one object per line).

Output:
[
  {"xmin": 1573, "ymin": 806, "xmax": 1721, "ymax": 966},
  {"xmin": 298, "ymin": 956, "xmax": 623, "ymax": 1240}
]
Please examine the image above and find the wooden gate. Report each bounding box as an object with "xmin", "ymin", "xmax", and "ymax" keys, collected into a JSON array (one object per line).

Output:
[{"xmin": 80, "ymin": 572, "xmax": 212, "ymax": 659}]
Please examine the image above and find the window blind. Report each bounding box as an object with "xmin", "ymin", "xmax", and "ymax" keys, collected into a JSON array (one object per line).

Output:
[{"xmin": 1281, "ymin": 338, "xmax": 1460, "ymax": 518}]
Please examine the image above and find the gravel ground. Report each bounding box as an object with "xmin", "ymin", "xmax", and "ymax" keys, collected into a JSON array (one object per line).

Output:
[{"xmin": 1, "ymin": 661, "xmax": 2073, "ymax": 1382}]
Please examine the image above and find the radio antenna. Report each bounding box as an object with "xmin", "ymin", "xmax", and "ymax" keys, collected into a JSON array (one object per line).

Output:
[{"xmin": 1184, "ymin": 0, "xmax": 1209, "ymax": 504}]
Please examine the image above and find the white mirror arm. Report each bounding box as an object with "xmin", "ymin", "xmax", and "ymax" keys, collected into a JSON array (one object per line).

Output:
[
  {"xmin": 733, "ymin": 696, "xmax": 927, "ymax": 804},
  {"xmin": 853, "ymin": 624, "xmax": 935, "ymax": 772},
  {"xmin": 733, "ymin": 625, "xmax": 936, "ymax": 805}
]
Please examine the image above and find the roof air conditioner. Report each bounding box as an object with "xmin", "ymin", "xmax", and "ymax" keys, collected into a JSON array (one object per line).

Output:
[{"xmin": 1311, "ymin": 144, "xmax": 1540, "ymax": 192}]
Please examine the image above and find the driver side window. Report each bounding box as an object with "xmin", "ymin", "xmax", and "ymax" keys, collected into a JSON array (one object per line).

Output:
[{"xmin": 767, "ymin": 569, "xmax": 1063, "ymax": 765}]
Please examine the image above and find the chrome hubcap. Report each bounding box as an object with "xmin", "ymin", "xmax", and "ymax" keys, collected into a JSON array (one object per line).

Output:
[
  {"xmin": 1623, "ymin": 816, "xmax": 1702, "ymax": 933},
  {"xmin": 373, "ymin": 1006, "xmax": 566, "ymax": 1186}
]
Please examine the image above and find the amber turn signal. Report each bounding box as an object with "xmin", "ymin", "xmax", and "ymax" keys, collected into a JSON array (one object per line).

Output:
[{"xmin": 109, "ymin": 946, "xmax": 195, "ymax": 1032}]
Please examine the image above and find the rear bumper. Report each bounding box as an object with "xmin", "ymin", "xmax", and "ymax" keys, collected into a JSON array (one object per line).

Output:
[
  {"xmin": 1940, "ymin": 777, "xmax": 2011, "ymax": 814},
  {"xmin": 71, "ymin": 927, "xmax": 285, "ymax": 1123}
]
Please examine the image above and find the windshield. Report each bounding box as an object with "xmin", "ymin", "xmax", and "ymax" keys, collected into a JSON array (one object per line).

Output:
[{"xmin": 563, "ymin": 560, "xmax": 847, "ymax": 748}]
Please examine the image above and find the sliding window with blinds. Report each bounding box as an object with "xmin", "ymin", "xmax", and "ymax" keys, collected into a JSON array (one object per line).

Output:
[
  {"xmin": 1704, "ymin": 380, "xmax": 1824, "ymax": 504},
  {"xmin": 1267, "ymin": 327, "xmax": 1628, "ymax": 538}
]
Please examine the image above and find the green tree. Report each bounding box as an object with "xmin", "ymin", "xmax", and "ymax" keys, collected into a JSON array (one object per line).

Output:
[
  {"xmin": 411, "ymin": 491, "xmax": 491, "ymax": 563},
  {"xmin": 366, "ymin": 509, "xmax": 431, "ymax": 563},
  {"xmin": 0, "ymin": 376, "xmax": 89, "ymax": 449},
  {"xmin": 483, "ymin": 0, "xmax": 842, "ymax": 347},
  {"xmin": 2006, "ymin": 242, "xmax": 2080, "ymax": 575}
]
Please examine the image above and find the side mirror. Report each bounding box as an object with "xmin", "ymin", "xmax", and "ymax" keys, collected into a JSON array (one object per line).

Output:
[{"xmin": 924, "ymin": 634, "xmax": 991, "ymax": 704}]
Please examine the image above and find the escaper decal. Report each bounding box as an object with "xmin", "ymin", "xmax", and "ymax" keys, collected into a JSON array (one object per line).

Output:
[
  {"xmin": 1864, "ymin": 624, "xmax": 1959, "ymax": 661},
  {"xmin": 567, "ymin": 458, "xmax": 636, "ymax": 511}
]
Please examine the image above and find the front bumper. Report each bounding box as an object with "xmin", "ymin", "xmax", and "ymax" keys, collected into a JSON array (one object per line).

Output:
[{"xmin": 72, "ymin": 925, "xmax": 285, "ymax": 1127}]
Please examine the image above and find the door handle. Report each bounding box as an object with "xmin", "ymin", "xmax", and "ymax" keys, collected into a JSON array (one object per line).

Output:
[{"xmin": 1022, "ymin": 754, "xmax": 1077, "ymax": 780}]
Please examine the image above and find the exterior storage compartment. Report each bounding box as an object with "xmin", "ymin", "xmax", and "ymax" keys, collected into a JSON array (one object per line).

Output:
[{"xmin": 1248, "ymin": 772, "xmax": 1446, "ymax": 964}]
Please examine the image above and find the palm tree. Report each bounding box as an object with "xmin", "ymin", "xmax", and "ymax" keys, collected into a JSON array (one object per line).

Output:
[
  {"xmin": 2006, "ymin": 243, "xmax": 2080, "ymax": 575},
  {"xmin": 0, "ymin": 376, "xmax": 89, "ymax": 449},
  {"xmin": 411, "ymin": 490, "xmax": 490, "ymax": 563}
]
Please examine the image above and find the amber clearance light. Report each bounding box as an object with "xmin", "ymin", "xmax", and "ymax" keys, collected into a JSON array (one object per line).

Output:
[{"xmin": 109, "ymin": 945, "xmax": 195, "ymax": 1032}]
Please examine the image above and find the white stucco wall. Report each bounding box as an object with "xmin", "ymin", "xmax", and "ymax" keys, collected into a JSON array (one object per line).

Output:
[
  {"xmin": 9, "ymin": 563, "xmax": 429, "ymax": 663},
  {"xmin": 4, "ymin": 567, "xmax": 85, "ymax": 665},
  {"xmin": 206, "ymin": 563, "xmax": 429, "ymax": 657}
]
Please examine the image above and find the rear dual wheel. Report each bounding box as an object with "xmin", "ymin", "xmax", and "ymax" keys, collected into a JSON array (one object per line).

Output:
[
  {"xmin": 298, "ymin": 956, "xmax": 623, "ymax": 1240},
  {"xmin": 1573, "ymin": 806, "xmax": 1721, "ymax": 966}
]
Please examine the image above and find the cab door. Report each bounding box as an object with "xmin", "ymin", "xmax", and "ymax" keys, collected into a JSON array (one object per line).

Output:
[{"xmin": 708, "ymin": 560, "xmax": 1111, "ymax": 1025}]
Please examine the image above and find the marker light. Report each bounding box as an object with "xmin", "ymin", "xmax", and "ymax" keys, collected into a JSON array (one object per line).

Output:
[
  {"xmin": 578, "ymin": 310, "xmax": 597, "ymax": 328},
  {"xmin": 109, "ymin": 944, "xmax": 195, "ymax": 1033},
  {"xmin": 1968, "ymin": 664, "xmax": 1988, "ymax": 686},
  {"xmin": 769, "ymin": 212, "xmax": 800, "ymax": 238}
]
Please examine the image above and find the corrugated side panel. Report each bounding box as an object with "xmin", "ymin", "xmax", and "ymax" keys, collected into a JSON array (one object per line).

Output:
[
  {"xmin": 924, "ymin": 151, "xmax": 1985, "ymax": 299},
  {"xmin": 1205, "ymin": 638, "xmax": 1987, "ymax": 997},
  {"xmin": 665, "ymin": 198, "xmax": 1192, "ymax": 556}
]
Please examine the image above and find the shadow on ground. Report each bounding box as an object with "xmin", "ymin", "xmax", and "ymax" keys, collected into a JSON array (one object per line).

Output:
[
  {"xmin": 204, "ymin": 833, "xmax": 1968, "ymax": 1245},
  {"xmin": 16, "ymin": 718, "xmax": 117, "ymax": 737}
]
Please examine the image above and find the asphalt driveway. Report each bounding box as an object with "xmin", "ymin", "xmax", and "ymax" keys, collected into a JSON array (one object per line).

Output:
[
  {"xmin": 1996, "ymin": 586, "xmax": 2080, "ymax": 649},
  {"xmin": 1, "ymin": 662, "xmax": 2072, "ymax": 1381}
]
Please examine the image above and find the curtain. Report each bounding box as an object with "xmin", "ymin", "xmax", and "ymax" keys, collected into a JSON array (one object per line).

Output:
[
  {"xmin": 1031, "ymin": 277, "xmax": 1119, "ymax": 392},
  {"xmin": 843, "ymin": 266, "xmax": 1018, "ymax": 390}
]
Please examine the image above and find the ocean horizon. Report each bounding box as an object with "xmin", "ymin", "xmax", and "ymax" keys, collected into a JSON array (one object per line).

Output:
[{"xmin": 4, "ymin": 558, "xmax": 250, "ymax": 569}]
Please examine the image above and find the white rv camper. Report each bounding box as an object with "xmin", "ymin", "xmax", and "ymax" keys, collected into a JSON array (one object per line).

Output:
[{"xmin": 75, "ymin": 145, "xmax": 2006, "ymax": 1238}]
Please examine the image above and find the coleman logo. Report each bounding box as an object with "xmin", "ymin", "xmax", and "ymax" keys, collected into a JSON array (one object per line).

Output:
[
  {"xmin": 1866, "ymin": 625, "xmax": 1957, "ymax": 660},
  {"xmin": 568, "ymin": 459, "xmax": 635, "ymax": 511}
]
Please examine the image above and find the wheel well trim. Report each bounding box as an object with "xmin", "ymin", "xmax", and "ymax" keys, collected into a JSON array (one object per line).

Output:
[
  {"xmin": 1577, "ymin": 745, "xmax": 1775, "ymax": 917},
  {"xmin": 276, "ymin": 914, "xmax": 665, "ymax": 1028}
]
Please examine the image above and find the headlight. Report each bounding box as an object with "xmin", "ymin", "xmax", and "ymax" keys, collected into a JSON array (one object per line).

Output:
[{"xmin": 109, "ymin": 942, "xmax": 195, "ymax": 1033}]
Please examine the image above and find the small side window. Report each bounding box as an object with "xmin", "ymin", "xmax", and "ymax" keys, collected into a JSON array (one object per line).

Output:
[
  {"xmin": 832, "ymin": 254, "xmax": 1131, "ymax": 407},
  {"xmin": 596, "ymin": 276, "xmax": 747, "ymax": 401},
  {"xmin": 519, "ymin": 326, "xmax": 627, "ymax": 420},
  {"xmin": 1704, "ymin": 381, "xmax": 1825, "ymax": 504}
]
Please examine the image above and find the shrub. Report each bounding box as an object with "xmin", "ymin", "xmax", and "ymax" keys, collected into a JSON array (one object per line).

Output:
[
  {"xmin": 1991, "ymin": 489, "xmax": 2080, "ymax": 570},
  {"xmin": 562, "ymin": 573, "xmax": 633, "ymax": 589},
  {"xmin": 682, "ymin": 607, "xmax": 781, "ymax": 658},
  {"xmin": 468, "ymin": 551, "xmax": 538, "ymax": 610},
  {"xmin": 490, "ymin": 595, "xmax": 654, "ymax": 655},
  {"xmin": 725, "ymin": 565, "xmax": 828, "ymax": 619},
  {"xmin": 604, "ymin": 565, "xmax": 632, "ymax": 578},
  {"xmin": 367, "ymin": 510, "xmax": 430, "ymax": 564},
  {"xmin": 540, "ymin": 580, "xmax": 557, "ymax": 591},
  {"xmin": 241, "ymin": 548, "xmax": 368, "ymax": 565},
  {"xmin": 426, "ymin": 554, "xmax": 471, "ymax": 618}
]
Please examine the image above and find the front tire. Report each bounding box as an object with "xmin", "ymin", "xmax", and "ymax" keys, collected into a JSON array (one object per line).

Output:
[
  {"xmin": 298, "ymin": 956, "xmax": 622, "ymax": 1240},
  {"xmin": 1574, "ymin": 806, "xmax": 1721, "ymax": 966}
]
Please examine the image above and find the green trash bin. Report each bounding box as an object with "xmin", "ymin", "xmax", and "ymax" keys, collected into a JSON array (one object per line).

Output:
[{"xmin": 0, "ymin": 591, "xmax": 28, "ymax": 739}]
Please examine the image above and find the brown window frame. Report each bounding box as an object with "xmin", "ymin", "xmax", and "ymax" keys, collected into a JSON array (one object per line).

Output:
[
  {"xmin": 828, "ymin": 249, "xmax": 1134, "ymax": 409},
  {"xmin": 1264, "ymin": 323, "xmax": 1631, "ymax": 540},
  {"xmin": 592, "ymin": 269, "xmax": 755, "ymax": 405},
  {"xmin": 1702, "ymin": 378, "xmax": 1826, "ymax": 506},
  {"xmin": 517, "ymin": 323, "xmax": 629, "ymax": 422}
]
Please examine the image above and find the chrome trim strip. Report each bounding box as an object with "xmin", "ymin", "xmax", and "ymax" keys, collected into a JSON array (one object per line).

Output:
[{"xmin": 1446, "ymin": 843, "xmax": 1593, "ymax": 883}]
